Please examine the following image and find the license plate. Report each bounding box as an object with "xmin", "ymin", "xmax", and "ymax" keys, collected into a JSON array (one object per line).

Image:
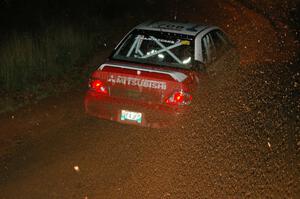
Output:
[{"xmin": 121, "ymin": 110, "xmax": 142, "ymax": 123}]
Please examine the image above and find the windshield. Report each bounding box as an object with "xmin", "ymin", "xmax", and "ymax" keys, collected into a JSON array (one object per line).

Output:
[{"xmin": 112, "ymin": 30, "xmax": 194, "ymax": 69}]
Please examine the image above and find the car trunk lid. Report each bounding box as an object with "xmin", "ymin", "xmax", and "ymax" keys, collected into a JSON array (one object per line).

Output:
[{"xmin": 91, "ymin": 62, "xmax": 190, "ymax": 104}]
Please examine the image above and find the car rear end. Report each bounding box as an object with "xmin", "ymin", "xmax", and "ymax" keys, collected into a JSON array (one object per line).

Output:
[
  {"xmin": 85, "ymin": 22, "xmax": 200, "ymax": 128},
  {"xmin": 84, "ymin": 62, "xmax": 194, "ymax": 128}
]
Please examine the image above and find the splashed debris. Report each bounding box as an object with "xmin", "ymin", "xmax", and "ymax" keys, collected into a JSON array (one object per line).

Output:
[
  {"xmin": 163, "ymin": 192, "xmax": 171, "ymax": 198},
  {"xmin": 267, "ymin": 141, "xmax": 271, "ymax": 149},
  {"xmin": 73, "ymin": 165, "xmax": 80, "ymax": 172}
]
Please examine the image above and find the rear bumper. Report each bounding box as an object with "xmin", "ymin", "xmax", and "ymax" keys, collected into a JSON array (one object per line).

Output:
[{"xmin": 84, "ymin": 91, "xmax": 189, "ymax": 128}]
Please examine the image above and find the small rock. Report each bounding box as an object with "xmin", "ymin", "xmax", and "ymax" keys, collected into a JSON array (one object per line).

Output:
[
  {"xmin": 74, "ymin": 165, "xmax": 80, "ymax": 172},
  {"xmin": 245, "ymin": 192, "xmax": 251, "ymax": 197},
  {"xmin": 294, "ymin": 82, "xmax": 298, "ymax": 88}
]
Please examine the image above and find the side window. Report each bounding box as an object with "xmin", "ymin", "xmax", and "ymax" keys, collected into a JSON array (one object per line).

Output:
[
  {"xmin": 210, "ymin": 30, "xmax": 230, "ymax": 59},
  {"xmin": 216, "ymin": 30, "xmax": 231, "ymax": 46}
]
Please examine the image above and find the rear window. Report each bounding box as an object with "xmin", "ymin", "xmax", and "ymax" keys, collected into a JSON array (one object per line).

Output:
[{"xmin": 112, "ymin": 30, "xmax": 194, "ymax": 69}]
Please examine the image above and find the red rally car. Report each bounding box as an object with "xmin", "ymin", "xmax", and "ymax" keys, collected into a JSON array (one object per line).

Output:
[{"xmin": 84, "ymin": 21, "xmax": 237, "ymax": 127}]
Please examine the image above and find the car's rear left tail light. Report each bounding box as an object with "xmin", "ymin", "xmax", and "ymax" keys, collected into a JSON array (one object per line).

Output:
[
  {"xmin": 165, "ymin": 90, "xmax": 192, "ymax": 105},
  {"xmin": 89, "ymin": 79, "xmax": 108, "ymax": 95}
]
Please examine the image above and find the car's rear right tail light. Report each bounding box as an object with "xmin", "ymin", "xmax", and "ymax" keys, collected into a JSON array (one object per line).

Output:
[
  {"xmin": 165, "ymin": 90, "xmax": 192, "ymax": 105},
  {"xmin": 89, "ymin": 79, "xmax": 108, "ymax": 95}
]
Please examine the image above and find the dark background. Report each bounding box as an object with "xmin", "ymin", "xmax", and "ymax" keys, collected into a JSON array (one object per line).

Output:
[
  {"xmin": 0, "ymin": 0, "xmax": 299, "ymax": 30},
  {"xmin": 0, "ymin": 0, "xmax": 167, "ymax": 32},
  {"xmin": 0, "ymin": 0, "xmax": 170, "ymax": 92}
]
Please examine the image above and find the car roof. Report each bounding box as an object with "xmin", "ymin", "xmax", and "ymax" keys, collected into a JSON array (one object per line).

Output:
[{"xmin": 134, "ymin": 21, "xmax": 209, "ymax": 36}]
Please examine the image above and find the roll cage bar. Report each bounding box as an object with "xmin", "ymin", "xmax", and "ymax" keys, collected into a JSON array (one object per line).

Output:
[{"xmin": 124, "ymin": 34, "xmax": 191, "ymax": 65}]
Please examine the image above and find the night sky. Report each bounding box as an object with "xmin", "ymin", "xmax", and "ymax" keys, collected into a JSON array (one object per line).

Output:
[{"xmin": 0, "ymin": 0, "xmax": 161, "ymax": 31}]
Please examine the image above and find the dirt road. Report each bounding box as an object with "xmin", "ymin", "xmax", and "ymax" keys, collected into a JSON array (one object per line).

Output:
[{"xmin": 0, "ymin": 0, "xmax": 299, "ymax": 198}]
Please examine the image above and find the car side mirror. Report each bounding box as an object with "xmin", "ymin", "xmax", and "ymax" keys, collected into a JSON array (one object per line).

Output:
[{"xmin": 192, "ymin": 61, "xmax": 206, "ymax": 72}]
